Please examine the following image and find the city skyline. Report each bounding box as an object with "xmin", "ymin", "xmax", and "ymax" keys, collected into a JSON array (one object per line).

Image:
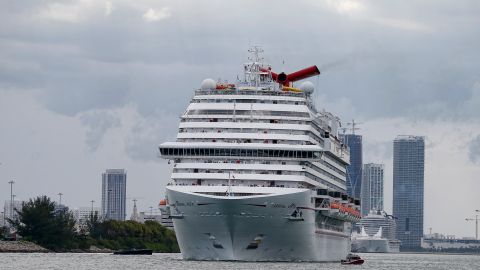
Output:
[{"xmin": 1, "ymin": 0, "xmax": 480, "ymax": 238}]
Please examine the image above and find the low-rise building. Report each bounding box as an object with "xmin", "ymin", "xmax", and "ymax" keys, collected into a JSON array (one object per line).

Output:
[
  {"xmin": 72, "ymin": 207, "xmax": 101, "ymax": 225},
  {"xmin": 422, "ymin": 234, "xmax": 480, "ymax": 250}
]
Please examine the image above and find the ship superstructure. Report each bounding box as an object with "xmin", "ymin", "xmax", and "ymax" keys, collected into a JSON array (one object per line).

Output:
[
  {"xmin": 351, "ymin": 210, "xmax": 401, "ymax": 253},
  {"xmin": 158, "ymin": 47, "xmax": 360, "ymax": 261}
]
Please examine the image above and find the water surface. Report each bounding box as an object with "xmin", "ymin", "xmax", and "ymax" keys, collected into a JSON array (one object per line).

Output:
[{"xmin": 1, "ymin": 252, "xmax": 479, "ymax": 270}]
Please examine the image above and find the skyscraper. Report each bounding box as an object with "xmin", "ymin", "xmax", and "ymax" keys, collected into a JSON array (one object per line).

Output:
[
  {"xmin": 361, "ymin": 163, "xmax": 384, "ymax": 216},
  {"xmin": 341, "ymin": 134, "xmax": 363, "ymax": 199},
  {"xmin": 393, "ymin": 136, "xmax": 425, "ymax": 250},
  {"xmin": 101, "ymin": 169, "xmax": 127, "ymax": 221}
]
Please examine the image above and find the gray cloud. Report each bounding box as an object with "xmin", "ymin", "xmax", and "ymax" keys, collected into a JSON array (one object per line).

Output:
[
  {"xmin": 2, "ymin": 0, "xmax": 480, "ymax": 238},
  {"xmin": 1, "ymin": 0, "xmax": 479, "ymax": 123},
  {"xmin": 364, "ymin": 140, "xmax": 393, "ymax": 162},
  {"xmin": 125, "ymin": 111, "xmax": 178, "ymax": 162},
  {"xmin": 79, "ymin": 110, "xmax": 121, "ymax": 151},
  {"xmin": 469, "ymin": 135, "xmax": 480, "ymax": 164}
]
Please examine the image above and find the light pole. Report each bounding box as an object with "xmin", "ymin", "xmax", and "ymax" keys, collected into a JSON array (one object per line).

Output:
[
  {"xmin": 465, "ymin": 209, "xmax": 480, "ymax": 240},
  {"xmin": 90, "ymin": 200, "xmax": 95, "ymax": 214},
  {"xmin": 58, "ymin": 193, "xmax": 63, "ymax": 205},
  {"xmin": 11, "ymin": 194, "xmax": 16, "ymax": 221},
  {"xmin": 8, "ymin": 180, "xmax": 14, "ymax": 220}
]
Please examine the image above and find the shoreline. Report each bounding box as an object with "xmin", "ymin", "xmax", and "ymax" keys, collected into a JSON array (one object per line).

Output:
[
  {"xmin": 396, "ymin": 251, "xmax": 480, "ymax": 256},
  {"xmin": 0, "ymin": 241, "xmax": 183, "ymax": 253},
  {"xmin": 0, "ymin": 240, "xmax": 49, "ymax": 253},
  {"xmin": 0, "ymin": 240, "xmax": 112, "ymax": 253}
]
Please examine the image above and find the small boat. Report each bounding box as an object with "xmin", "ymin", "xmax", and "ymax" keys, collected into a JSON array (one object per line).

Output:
[
  {"xmin": 341, "ymin": 253, "xmax": 365, "ymax": 265},
  {"xmin": 113, "ymin": 249, "xmax": 153, "ymax": 255}
]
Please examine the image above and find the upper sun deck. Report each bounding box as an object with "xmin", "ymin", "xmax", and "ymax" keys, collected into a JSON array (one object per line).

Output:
[
  {"xmin": 194, "ymin": 87, "xmax": 309, "ymax": 99},
  {"xmin": 196, "ymin": 46, "xmax": 318, "ymax": 100}
]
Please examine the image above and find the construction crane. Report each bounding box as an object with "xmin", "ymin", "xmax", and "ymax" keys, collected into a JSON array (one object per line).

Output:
[
  {"xmin": 466, "ymin": 210, "xmax": 480, "ymax": 240},
  {"xmin": 345, "ymin": 119, "xmax": 363, "ymax": 135}
]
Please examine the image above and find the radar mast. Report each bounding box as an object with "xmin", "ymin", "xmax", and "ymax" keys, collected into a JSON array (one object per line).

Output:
[{"xmin": 244, "ymin": 46, "xmax": 272, "ymax": 87}]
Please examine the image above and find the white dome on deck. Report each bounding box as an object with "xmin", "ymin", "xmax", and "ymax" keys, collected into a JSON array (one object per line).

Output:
[
  {"xmin": 201, "ymin": 78, "xmax": 216, "ymax": 90},
  {"xmin": 300, "ymin": 81, "xmax": 314, "ymax": 93}
]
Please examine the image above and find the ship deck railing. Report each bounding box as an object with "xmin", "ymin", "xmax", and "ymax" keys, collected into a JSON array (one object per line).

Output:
[{"xmin": 194, "ymin": 89, "xmax": 307, "ymax": 98}]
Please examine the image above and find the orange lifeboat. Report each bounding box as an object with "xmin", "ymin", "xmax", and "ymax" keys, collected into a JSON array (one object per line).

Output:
[
  {"xmin": 330, "ymin": 202, "xmax": 340, "ymax": 209},
  {"xmin": 159, "ymin": 199, "xmax": 167, "ymax": 206},
  {"xmin": 216, "ymin": 83, "xmax": 235, "ymax": 90}
]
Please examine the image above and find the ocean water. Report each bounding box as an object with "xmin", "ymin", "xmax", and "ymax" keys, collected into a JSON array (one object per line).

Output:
[{"xmin": 1, "ymin": 252, "xmax": 479, "ymax": 270}]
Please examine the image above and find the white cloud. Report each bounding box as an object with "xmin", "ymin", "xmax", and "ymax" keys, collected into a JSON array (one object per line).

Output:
[
  {"xmin": 142, "ymin": 7, "xmax": 171, "ymax": 22},
  {"xmin": 321, "ymin": 0, "xmax": 432, "ymax": 32},
  {"xmin": 367, "ymin": 17, "xmax": 432, "ymax": 32},
  {"xmin": 105, "ymin": 1, "xmax": 113, "ymax": 16},
  {"xmin": 36, "ymin": 0, "xmax": 108, "ymax": 23},
  {"xmin": 326, "ymin": 0, "xmax": 365, "ymax": 15}
]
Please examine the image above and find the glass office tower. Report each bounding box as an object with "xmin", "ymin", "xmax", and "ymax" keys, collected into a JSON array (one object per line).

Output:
[
  {"xmin": 361, "ymin": 163, "xmax": 384, "ymax": 216},
  {"xmin": 393, "ymin": 136, "xmax": 425, "ymax": 250},
  {"xmin": 101, "ymin": 169, "xmax": 127, "ymax": 221},
  {"xmin": 341, "ymin": 134, "xmax": 363, "ymax": 199}
]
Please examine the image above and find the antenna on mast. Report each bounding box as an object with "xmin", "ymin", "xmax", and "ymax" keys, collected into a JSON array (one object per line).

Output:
[{"xmin": 244, "ymin": 46, "xmax": 270, "ymax": 87}]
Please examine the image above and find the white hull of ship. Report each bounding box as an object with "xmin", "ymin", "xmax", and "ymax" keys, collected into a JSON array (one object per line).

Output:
[
  {"xmin": 167, "ymin": 186, "xmax": 351, "ymax": 262},
  {"xmin": 351, "ymin": 238, "xmax": 400, "ymax": 253}
]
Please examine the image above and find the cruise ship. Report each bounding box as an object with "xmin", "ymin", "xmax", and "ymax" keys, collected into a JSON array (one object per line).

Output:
[
  {"xmin": 158, "ymin": 47, "xmax": 361, "ymax": 261},
  {"xmin": 351, "ymin": 210, "xmax": 400, "ymax": 253}
]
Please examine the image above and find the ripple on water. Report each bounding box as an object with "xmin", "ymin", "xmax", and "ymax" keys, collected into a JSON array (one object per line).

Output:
[{"xmin": 1, "ymin": 252, "xmax": 480, "ymax": 270}]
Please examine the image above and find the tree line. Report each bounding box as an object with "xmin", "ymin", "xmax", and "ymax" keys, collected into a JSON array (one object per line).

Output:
[{"xmin": 6, "ymin": 196, "xmax": 179, "ymax": 252}]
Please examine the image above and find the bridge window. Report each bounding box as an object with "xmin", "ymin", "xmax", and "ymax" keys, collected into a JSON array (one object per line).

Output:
[{"xmin": 159, "ymin": 147, "xmax": 321, "ymax": 160}]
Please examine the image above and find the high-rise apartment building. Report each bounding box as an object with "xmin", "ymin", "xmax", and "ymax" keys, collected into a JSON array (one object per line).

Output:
[
  {"xmin": 341, "ymin": 134, "xmax": 363, "ymax": 199},
  {"xmin": 393, "ymin": 136, "xmax": 425, "ymax": 250},
  {"xmin": 101, "ymin": 169, "xmax": 127, "ymax": 221},
  {"xmin": 361, "ymin": 163, "xmax": 384, "ymax": 216}
]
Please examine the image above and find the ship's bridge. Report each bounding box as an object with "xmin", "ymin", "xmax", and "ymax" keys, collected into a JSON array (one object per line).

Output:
[{"xmin": 159, "ymin": 142, "xmax": 324, "ymax": 161}]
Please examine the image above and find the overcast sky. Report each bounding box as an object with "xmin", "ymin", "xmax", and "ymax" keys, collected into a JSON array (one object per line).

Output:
[{"xmin": 1, "ymin": 0, "xmax": 479, "ymax": 237}]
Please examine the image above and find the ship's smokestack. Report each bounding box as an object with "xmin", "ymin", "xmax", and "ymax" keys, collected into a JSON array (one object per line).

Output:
[
  {"xmin": 287, "ymin": 66, "xmax": 320, "ymax": 83},
  {"xmin": 277, "ymin": 72, "xmax": 288, "ymax": 84},
  {"xmin": 262, "ymin": 65, "xmax": 320, "ymax": 86}
]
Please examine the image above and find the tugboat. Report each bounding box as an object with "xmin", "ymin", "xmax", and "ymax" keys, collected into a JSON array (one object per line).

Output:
[
  {"xmin": 341, "ymin": 253, "xmax": 365, "ymax": 265},
  {"xmin": 113, "ymin": 249, "xmax": 153, "ymax": 255}
]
